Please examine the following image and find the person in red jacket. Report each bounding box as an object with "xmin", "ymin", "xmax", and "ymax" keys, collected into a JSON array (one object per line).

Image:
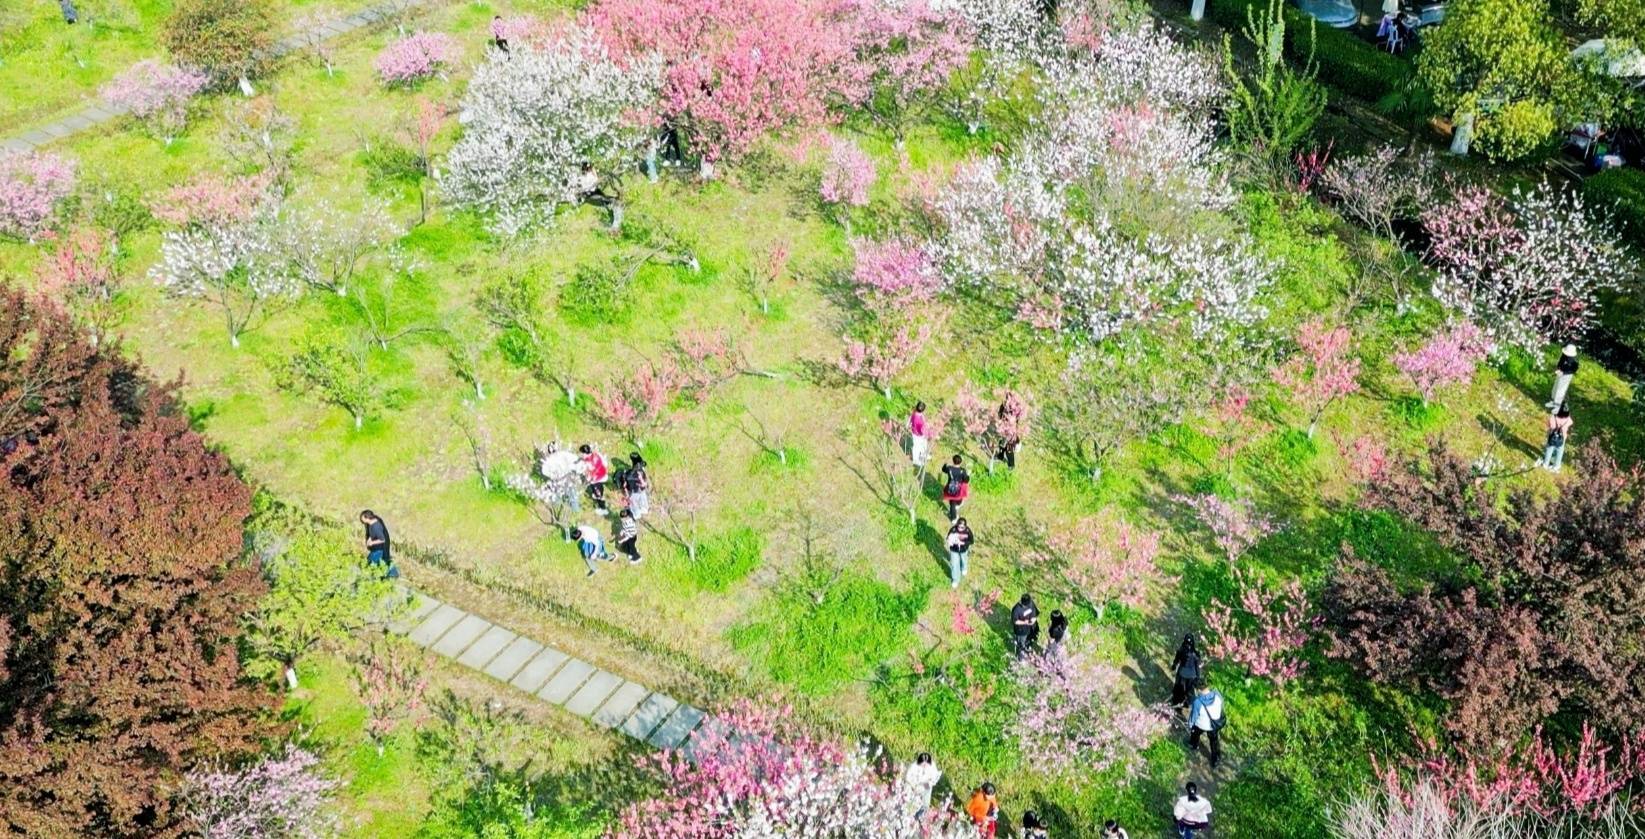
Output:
[{"xmin": 578, "ymin": 444, "xmax": 610, "ymax": 514}]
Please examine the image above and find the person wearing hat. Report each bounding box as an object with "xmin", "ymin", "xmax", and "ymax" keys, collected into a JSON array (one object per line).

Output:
[{"xmin": 1549, "ymin": 345, "xmax": 1578, "ymax": 410}]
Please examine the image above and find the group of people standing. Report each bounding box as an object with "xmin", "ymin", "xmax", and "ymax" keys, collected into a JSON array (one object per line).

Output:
[
  {"xmin": 910, "ymin": 399, "xmax": 1025, "ymax": 589},
  {"xmin": 551, "ymin": 444, "xmax": 651, "ymax": 577}
]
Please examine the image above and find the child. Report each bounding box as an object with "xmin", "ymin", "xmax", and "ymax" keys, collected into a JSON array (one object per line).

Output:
[{"xmin": 616, "ymin": 509, "xmax": 642, "ymax": 565}]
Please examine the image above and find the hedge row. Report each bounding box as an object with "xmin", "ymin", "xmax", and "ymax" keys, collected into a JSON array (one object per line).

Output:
[
  {"xmin": 1583, "ymin": 168, "xmax": 1645, "ymax": 250},
  {"xmin": 1207, "ymin": 0, "xmax": 1417, "ymax": 103}
]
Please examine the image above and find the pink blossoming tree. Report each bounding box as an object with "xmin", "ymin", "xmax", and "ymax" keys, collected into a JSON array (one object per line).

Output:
[
  {"xmin": 838, "ymin": 319, "xmax": 936, "ymax": 399},
  {"xmin": 1033, "ymin": 511, "xmax": 1169, "ymax": 618},
  {"xmin": 1392, "ymin": 321, "xmax": 1491, "ymax": 406},
  {"xmin": 618, "ymin": 699, "xmax": 977, "ymax": 837},
  {"xmin": 850, "ymin": 236, "xmax": 942, "ymax": 311},
  {"xmin": 183, "ymin": 744, "xmax": 339, "ymax": 839},
  {"xmin": 1203, "ymin": 567, "xmax": 1317, "ymax": 686},
  {"xmin": 0, "ymin": 151, "xmax": 76, "ymax": 241},
  {"xmin": 854, "ymin": 0, "xmax": 973, "ymax": 142},
  {"xmin": 819, "ymin": 135, "xmax": 876, "ymax": 215},
  {"xmin": 1273, "ymin": 318, "xmax": 1361, "ymax": 438},
  {"xmin": 374, "ymin": 32, "xmax": 458, "ymax": 86},
  {"xmin": 149, "ymin": 172, "xmax": 274, "ymax": 229},
  {"xmin": 1175, "ymin": 493, "xmax": 1277, "ymax": 564},
  {"xmin": 99, "ymin": 60, "xmax": 209, "ymax": 144},
  {"xmin": 1010, "ymin": 644, "xmax": 1172, "ymax": 786},
  {"xmin": 349, "ymin": 641, "xmax": 427, "ymax": 757},
  {"xmin": 1335, "ymin": 432, "xmax": 1391, "ymax": 485},
  {"xmin": 592, "ymin": 361, "xmax": 683, "ymax": 448},
  {"xmin": 38, "ymin": 228, "xmax": 121, "ymax": 346}
]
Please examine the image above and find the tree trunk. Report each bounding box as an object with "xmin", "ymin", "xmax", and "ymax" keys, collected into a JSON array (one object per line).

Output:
[
  {"xmin": 566, "ymin": 384, "xmax": 577, "ymax": 406},
  {"xmin": 777, "ymin": 448, "xmax": 787, "ymax": 465},
  {"xmin": 1306, "ymin": 418, "xmax": 1318, "ymax": 439},
  {"xmin": 687, "ymin": 544, "xmax": 697, "ymax": 562},
  {"xmin": 229, "ymin": 332, "xmax": 241, "ymax": 349},
  {"xmin": 475, "ymin": 381, "xmax": 485, "ymax": 400},
  {"xmin": 1449, "ymin": 111, "xmax": 1475, "ymax": 156},
  {"xmin": 376, "ymin": 742, "xmax": 385, "ymax": 758},
  {"xmin": 284, "ymin": 663, "xmax": 299, "ymax": 690},
  {"xmin": 609, "ymin": 201, "xmax": 624, "ymax": 232},
  {"xmin": 354, "ymin": 413, "xmax": 364, "ymax": 430},
  {"xmin": 645, "ymin": 142, "xmax": 659, "ymax": 183}
]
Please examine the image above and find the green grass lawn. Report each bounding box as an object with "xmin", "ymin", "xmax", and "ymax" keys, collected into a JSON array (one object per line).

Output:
[{"xmin": 4, "ymin": 0, "xmax": 1640, "ymax": 834}]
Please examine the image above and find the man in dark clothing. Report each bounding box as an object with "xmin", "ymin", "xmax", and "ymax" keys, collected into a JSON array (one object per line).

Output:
[
  {"xmin": 1170, "ymin": 634, "xmax": 1201, "ymax": 707},
  {"xmin": 360, "ymin": 509, "xmax": 398, "ymax": 579},
  {"xmin": 1011, "ymin": 594, "xmax": 1040, "ymax": 659}
]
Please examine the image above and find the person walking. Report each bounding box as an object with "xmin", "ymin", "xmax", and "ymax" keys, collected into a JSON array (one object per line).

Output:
[
  {"xmin": 995, "ymin": 399, "xmax": 1023, "ymax": 470},
  {"xmin": 579, "ymin": 444, "xmax": 611, "ymax": 514},
  {"xmin": 1046, "ymin": 610, "xmax": 1068, "ymax": 659},
  {"xmin": 1173, "ymin": 783, "xmax": 1213, "ymax": 839},
  {"xmin": 623, "ymin": 452, "xmax": 650, "ymax": 519},
  {"xmin": 1011, "ymin": 594, "xmax": 1040, "ymax": 659},
  {"xmin": 940, "ymin": 454, "xmax": 970, "ymax": 521},
  {"xmin": 360, "ymin": 510, "xmax": 398, "ymax": 579},
  {"xmin": 1170, "ymin": 634, "xmax": 1202, "ymax": 707},
  {"xmin": 901, "ymin": 752, "xmax": 942, "ymax": 818},
  {"xmin": 1021, "ymin": 811, "xmax": 1048, "ymax": 839},
  {"xmin": 1542, "ymin": 403, "xmax": 1573, "ymax": 472},
  {"xmin": 1187, "ymin": 679, "xmax": 1226, "ymax": 768},
  {"xmin": 1548, "ymin": 345, "xmax": 1578, "ymax": 410},
  {"xmin": 910, "ymin": 401, "xmax": 931, "ymax": 472},
  {"xmin": 615, "ymin": 509, "xmax": 642, "ymax": 565},
  {"xmin": 965, "ymin": 783, "xmax": 999, "ymax": 838},
  {"xmin": 946, "ymin": 518, "xmax": 974, "ymax": 588},
  {"xmin": 490, "ymin": 14, "xmax": 508, "ymax": 51},
  {"xmin": 575, "ymin": 523, "xmax": 611, "ymax": 577},
  {"xmin": 1100, "ymin": 819, "xmax": 1130, "ymax": 839}
]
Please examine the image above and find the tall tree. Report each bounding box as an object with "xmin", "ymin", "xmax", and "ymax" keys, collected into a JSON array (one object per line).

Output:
[{"xmin": 0, "ymin": 290, "xmax": 274, "ymax": 837}]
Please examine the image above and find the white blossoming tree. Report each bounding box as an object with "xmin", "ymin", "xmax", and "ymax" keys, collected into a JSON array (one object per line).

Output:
[
  {"xmin": 149, "ymin": 209, "xmax": 303, "ymax": 348},
  {"xmin": 442, "ymin": 26, "xmax": 661, "ymax": 237}
]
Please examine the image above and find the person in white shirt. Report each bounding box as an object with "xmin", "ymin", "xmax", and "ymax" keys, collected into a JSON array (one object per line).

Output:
[
  {"xmin": 1173, "ymin": 783, "xmax": 1213, "ymax": 839},
  {"xmin": 1100, "ymin": 819, "xmax": 1129, "ymax": 839},
  {"xmin": 1187, "ymin": 680, "xmax": 1225, "ymax": 768},
  {"xmin": 901, "ymin": 752, "xmax": 942, "ymax": 818}
]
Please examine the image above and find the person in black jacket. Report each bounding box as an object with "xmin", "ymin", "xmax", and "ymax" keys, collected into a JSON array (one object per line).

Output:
[
  {"xmin": 1011, "ymin": 594, "xmax": 1040, "ymax": 659},
  {"xmin": 946, "ymin": 518, "xmax": 974, "ymax": 589},
  {"xmin": 1046, "ymin": 610, "xmax": 1069, "ymax": 659},
  {"xmin": 1170, "ymin": 634, "xmax": 1201, "ymax": 707}
]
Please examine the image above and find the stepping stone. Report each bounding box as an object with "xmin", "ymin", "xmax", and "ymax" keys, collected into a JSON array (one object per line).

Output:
[
  {"xmin": 509, "ymin": 647, "xmax": 569, "ymax": 694},
  {"xmin": 19, "ymin": 130, "xmax": 52, "ymax": 145},
  {"xmin": 456, "ymin": 625, "xmax": 517, "ymax": 669},
  {"xmin": 648, "ymin": 703, "xmax": 706, "ymax": 750},
  {"xmin": 537, "ymin": 658, "xmax": 596, "ymax": 705},
  {"xmin": 592, "ymin": 681, "xmax": 649, "ymax": 729},
  {"xmin": 483, "ymin": 636, "xmax": 543, "ymax": 682},
  {"xmin": 0, "ymin": 138, "xmax": 34, "ymax": 153},
  {"xmin": 620, "ymin": 692, "xmax": 678, "ymax": 741},
  {"xmin": 60, "ymin": 114, "xmax": 93, "ymax": 131},
  {"xmin": 406, "ymin": 603, "xmax": 466, "ymax": 647},
  {"xmin": 39, "ymin": 122, "xmax": 74, "ymax": 138},
  {"xmin": 431, "ymin": 614, "xmax": 491, "ymax": 658},
  {"xmin": 565, "ymin": 670, "xmax": 623, "ymax": 718},
  {"xmin": 387, "ymin": 593, "xmax": 440, "ymax": 633}
]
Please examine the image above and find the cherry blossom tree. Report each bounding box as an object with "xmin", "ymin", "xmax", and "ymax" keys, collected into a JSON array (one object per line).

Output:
[
  {"xmin": 854, "ymin": 0, "xmax": 973, "ymax": 142},
  {"xmin": 937, "ymin": 0, "xmax": 1042, "ymax": 133},
  {"xmin": 849, "ymin": 236, "xmax": 942, "ymax": 311},
  {"xmin": 1423, "ymin": 182, "xmax": 1625, "ymax": 352},
  {"xmin": 148, "ymin": 205, "xmax": 302, "ymax": 347},
  {"xmin": 99, "ymin": 60, "xmax": 209, "ymax": 144},
  {"xmin": 588, "ymin": 0, "xmax": 870, "ymax": 167},
  {"xmin": 742, "ymin": 239, "xmax": 790, "ymax": 314},
  {"xmin": 945, "ymin": 383, "xmax": 1032, "ymax": 471},
  {"xmin": 442, "ymin": 25, "xmax": 661, "ymax": 236},
  {"xmin": 1335, "ymin": 432, "xmax": 1391, "ymax": 485},
  {"xmin": 1273, "ymin": 318, "xmax": 1361, "ymax": 438},
  {"xmin": 38, "ymin": 227, "xmax": 121, "ymax": 346},
  {"xmin": 1203, "ymin": 567, "xmax": 1316, "ymax": 686},
  {"xmin": 837, "ymin": 319, "xmax": 936, "ymax": 399},
  {"xmin": 819, "ymin": 135, "xmax": 876, "ymax": 216},
  {"xmin": 617, "ymin": 699, "xmax": 976, "ymax": 838},
  {"xmin": 1319, "ymin": 144, "xmax": 1438, "ymax": 241},
  {"xmin": 281, "ymin": 195, "xmax": 403, "ymax": 296},
  {"xmin": 183, "ymin": 744, "xmax": 339, "ymax": 839},
  {"xmin": 1393, "ymin": 322, "xmax": 1490, "ymax": 406},
  {"xmin": 649, "ymin": 471, "xmax": 717, "ymax": 561},
  {"xmin": 1044, "ymin": 348, "xmax": 1197, "ymax": 481},
  {"xmin": 288, "ymin": 11, "xmax": 339, "ymax": 76},
  {"xmin": 1174, "ymin": 493, "xmax": 1277, "ymax": 564},
  {"xmin": 591, "ymin": 361, "xmax": 683, "ymax": 448},
  {"xmin": 374, "ymin": 32, "xmax": 457, "ymax": 86},
  {"xmin": 0, "ymin": 150, "xmax": 76, "ymax": 241},
  {"xmin": 507, "ymin": 443, "xmax": 586, "ymax": 540},
  {"xmin": 349, "ymin": 640, "xmax": 427, "ymax": 757},
  {"xmin": 149, "ymin": 171, "xmax": 273, "ymax": 229},
  {"xmin": 1010, "ymin": 643, "xmax": 1172, "ymax": 786},
  {"xmin": 1032, "ymin": 511, "xmax": 1169, "ymax": 617}
]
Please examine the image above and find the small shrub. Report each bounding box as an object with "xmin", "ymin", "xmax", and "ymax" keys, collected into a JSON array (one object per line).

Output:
[
  {"xmin": 163, "ymin": 0, "xmax": 276, "ymax": 87},
  {"xmin": 0, "ymin": 151, "xmax": 77, "ymax": 241},
  {"xmin": 559, "ymin": 262, "xmax": 632, "ymax": 325},
  {"xmin": 100, "ymin": 60, "xmax": 209, "ymax": 142},
  {"xmin": 375, "ymin": 32, "xmax": 457, "ymax": 87}
]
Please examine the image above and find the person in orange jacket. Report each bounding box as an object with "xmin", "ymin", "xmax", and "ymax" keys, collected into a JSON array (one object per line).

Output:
[{"xmin": 966, "ymin": 783, "xmax": 999, "ymax": 838}]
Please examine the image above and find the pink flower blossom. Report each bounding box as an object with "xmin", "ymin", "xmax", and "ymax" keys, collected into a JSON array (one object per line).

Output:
[
  {"xmin": 1203, "ymin": 567, "xmax": 1317, "ymax": 686},
  {"xmin": 0, "ymin": 151, "xmax": 76, "ymax": 240},
  {"xmin": 1392, "ymin": 321, "xmax": 1490, "ymax": 405},
  {"xmin": 1034, "ymin": 512, "xmax": 1169, "ymax": 615},
  {"xmin": 1335, "ymin": 432, "xmax": 1390, "ymax": 484},
  {"xmin": 1174, "ymin": 493, "xmax": 1277, "ymax": 564},
  {"xmin": 1273, "ymin": 318, "xmax": 1361, "ymax": 437},
  {"xmin": 820, "ymin": 136, "xmax": 876, "ymax": 208},
  {"xmin": 99, "ymin": 60, "xmax": 208, "ymax": 140},
  {"xmin": 1011, "ymin": 643, "xmax": 1172, "ymax": 785},
  {"xmin": 837, "ymin": 320, "xmax": 935, "ymax": 398},
  {"xmin": 150, "ymin": 172, "xmax": 274, "ymax": 229},
  {"xmin": 375, "ymin": 32, "xmax": 458, "ymax": 86},
  {"xmin": 850, "ymin": 236, "xmax": 940, "ymax": 308},
  {"xmin": 183, "ymin": 744, "xmax": 338, "ymax": 839}
]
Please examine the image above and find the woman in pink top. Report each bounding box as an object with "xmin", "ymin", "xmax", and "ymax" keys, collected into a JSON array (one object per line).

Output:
[
  {"xmin": 909, "ymin": 401, "xmax": 931, "ymax": 470},
  {"xmin": 1542, "ymin": 402, "xmax": 1573, "ymax": 472}
]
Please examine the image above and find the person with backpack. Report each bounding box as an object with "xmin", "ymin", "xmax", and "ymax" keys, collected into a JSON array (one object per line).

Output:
[
  {"xmin": 1046, "ymin": 610, "xmax": 1069, "ymax": 660},
  {"xmin": 910, "ymin": 401, "xmax": 931, "ymax": 472},
  {"xmin": 575, "ymin": 523, "xmax": 611, "ymax": 577},
  {"xmin": 965, "ymin": 783, "xmax": 999, "ymax": 838},
  {"xmin": 940, "ymin": 454, "xmax": 970, "ymax": 521},
  {"xmin": 578, "ymin": 444, "xmax": 611, "ymax": 514},
  {"xmin": 1021, "ymin": 811, "xmax": 1048, "ymax": 839},
  {"xmin": 1010, "ymin": 594, "xmax": 1040, "ymax": 659},
  {"xmin": 1173, "ymin": 783, "xmax": 1213, "ymax": 839},
  {"xmin": 615, "ymin": 509, "xmax": 642, "ymax": 565},
  {"xmin": 1187, "ymin": 679, "xmax": 1226, "ymax": 768},
  {"xmin": 1100, "ymin": 819, "xmax": 1130, "ymax": 839},
  {"xmin": 946, "ymin": 518, "xmax": 974, "ymax": 589},
  {"xmin": 623, "ymin": 452, "xmax": 650, "ymax": 519},
  {"xmin": 1542, "ymin": 402, "xmax": 1573, "ymax": 472},
  {"xmin": 1170, "ymin": 634, "xmax": 1201, "ymax": 707}
]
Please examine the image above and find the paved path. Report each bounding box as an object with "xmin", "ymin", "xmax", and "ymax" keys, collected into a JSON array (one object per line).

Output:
[
  {"xmin": 388, "ymin": 588, "xmax": 709, "ymax": 749},
  {"xmin": 1, "ymin": 1, "xmax": 429, "ymax": 155}
]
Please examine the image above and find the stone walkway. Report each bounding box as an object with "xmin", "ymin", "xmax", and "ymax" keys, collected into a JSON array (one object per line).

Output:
[
  {"xmin": 387, "ymin": 589, "xmax": 709, "ymax": 749},
  {"xmin": 0, "ymin": 1, "xmax": 430, "ymax": 155}
]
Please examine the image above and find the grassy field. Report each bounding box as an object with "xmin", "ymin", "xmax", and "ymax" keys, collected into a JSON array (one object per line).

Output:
[{"xmin": 4, "ymin": 0, "xmax": 1641, "ymax": 834}]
